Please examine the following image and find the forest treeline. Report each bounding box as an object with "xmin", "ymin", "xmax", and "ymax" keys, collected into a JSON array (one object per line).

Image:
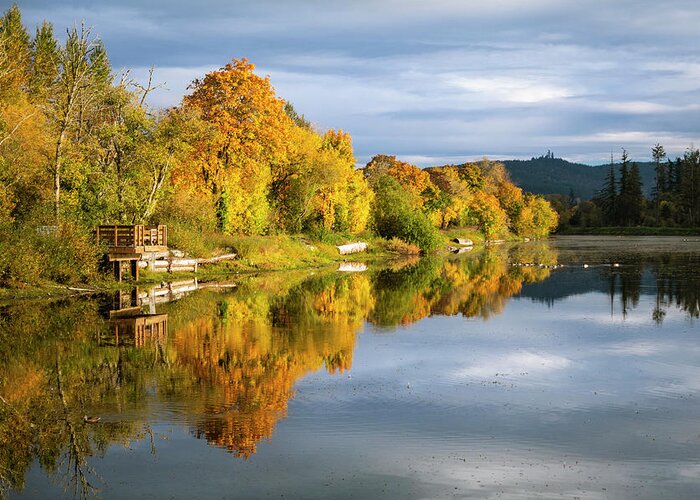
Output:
[
  {"xmin": 548, "ymin": 145, "xmax": 700, "ymax": 230},
  {"xmin": 0, "ymin": 5, "xmax": 557, "ymax": 287}
]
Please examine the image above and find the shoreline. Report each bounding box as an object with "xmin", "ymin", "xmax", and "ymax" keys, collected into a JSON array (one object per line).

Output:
[{"xmin": 556, "ymin": 226, "xmax": 700, "ymax": 236}]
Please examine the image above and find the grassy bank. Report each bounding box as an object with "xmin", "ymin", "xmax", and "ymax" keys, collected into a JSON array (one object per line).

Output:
[
  {"xmin": 139, "ymin": 233, "xmax": 396, "ymax": 284},
  {"xmin": 557, "ymin": 226, "xmax": 700, "ymax": 236},
  {"xmin": 138, "ymin": 227, "xmax": 510, "ymax": 283},
  {"xmin": 0, "ymin": 225, "xmax": 512, "ymax": 300}
]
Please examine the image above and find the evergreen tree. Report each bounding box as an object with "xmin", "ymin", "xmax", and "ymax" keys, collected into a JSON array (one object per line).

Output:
[
  {"xmin": 568, "ymin": 187, "xmax": 576, "ymax": 208},
  {"xmin": 627, "ymin": 161, "xmax": 644, "ymax": 225},
  {"xmin": 678, "ymin": 148, "xmax": 700, "ymax": 225},
  {"xmin": 618, "ymin": 149, "xmax": 630, "ymax": 224},
  {"xmin": 599, "ymin": 152, "xmax": 617, "ymax": 225},
  {"xmin": 0, "ymin": 4, "xmax": 31, "ymax": 98},
  {"xmin": 29, "ymin": 21, "xmax": 59, "ymax": 100},
  {"xmin": 283, "ymin": 102, "xmax": 311, "ymax": 130},
  {"xmin": 672, "ymin": 157, "xmax": 683, "ymax": 194},
  {"xmin": 651, "ymin": 143, "xmax": 666, "ymax": 222}
]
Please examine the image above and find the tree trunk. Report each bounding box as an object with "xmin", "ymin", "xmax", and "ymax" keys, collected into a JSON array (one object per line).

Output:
[{"xmin": 53, "ymin": 126, "xmax": 67, "ymax": 218}]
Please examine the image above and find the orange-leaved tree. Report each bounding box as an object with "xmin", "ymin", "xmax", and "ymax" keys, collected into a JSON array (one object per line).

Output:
[
  {"xmin": 365, "ymin": 154, "xmax": 433, "ymax": 209},
  {"xmin": 183, "ymin": 58, "xmax": 292, "ymax": 234}
]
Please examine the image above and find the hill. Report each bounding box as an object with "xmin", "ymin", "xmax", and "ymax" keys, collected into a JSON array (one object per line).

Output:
[
  {"xmin": 502, "ymin": 156, "xmax": 655, "ymax": 200},
  {"xmin": 433, "ymin": 155, "xmax": 656, "ymax": 200}
]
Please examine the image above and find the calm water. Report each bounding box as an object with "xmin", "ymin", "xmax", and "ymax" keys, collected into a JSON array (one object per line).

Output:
[{"xmin": 2, "ymin": 236, "xmax": 700, "ymax": 499}]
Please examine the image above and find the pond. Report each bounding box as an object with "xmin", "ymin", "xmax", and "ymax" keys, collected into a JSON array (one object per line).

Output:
[{"xmin": 2, "ymin": 236, "xmax": 700, "ymax": 498}]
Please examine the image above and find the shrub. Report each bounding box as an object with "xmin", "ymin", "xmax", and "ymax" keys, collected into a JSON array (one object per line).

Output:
[
  {"xmin": 385, "ymin": 237, "xmax": 421, "ymax": 255},
  {"xmin": 370, "ymin": 175, "xmax": 442, "ymax": 252},
  {"xmin": 167, "ymin": 221, "xmax": 238, "ymax": 258},
  {"xmin": 0, "ymin": 223, "xmax": 100, "ymax": 286}
]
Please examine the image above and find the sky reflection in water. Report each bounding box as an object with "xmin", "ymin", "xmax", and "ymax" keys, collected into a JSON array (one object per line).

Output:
[{"xmin": 4, "ymin": 237, "xmax": 700, "ymax": 498}]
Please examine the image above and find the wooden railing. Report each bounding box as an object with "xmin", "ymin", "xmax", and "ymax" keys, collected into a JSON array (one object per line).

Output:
[{"xmin": 96, "ymin": 225, "xmax": 167, "ymax": 249}]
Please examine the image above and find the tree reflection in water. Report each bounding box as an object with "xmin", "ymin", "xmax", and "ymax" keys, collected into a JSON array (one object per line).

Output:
[
  {"xmin": 598, "ymin": 252, "xmax": 700, "ymax": 323},
  {"xmin": 1, "ymin": 243, "xmax": 698, "ymax": 495}
]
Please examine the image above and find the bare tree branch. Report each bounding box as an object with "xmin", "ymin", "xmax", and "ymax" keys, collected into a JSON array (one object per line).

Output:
[{"xmin": 0, "ymin": 110, "xmax": 37, "ymax": 148}]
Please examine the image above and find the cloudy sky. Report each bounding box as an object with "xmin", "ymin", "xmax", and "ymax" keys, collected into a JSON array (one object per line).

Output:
[{"xmin": 15, "ymin": 0, "xmax": 700, "ymax": 165}]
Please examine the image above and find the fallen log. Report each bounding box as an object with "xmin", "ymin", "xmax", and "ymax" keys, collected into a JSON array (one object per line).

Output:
[
  {"xmin": 451, "ymin": 238, "xmax": 473, "ymax": 246},
  {"xmin": 197, "ymin": 253, "xmax": 237, "ymax": 264},
  {"xmin": 338, "ymin": 262, "xmax": 368, "ymax": 272},
  {"xmin": 139, "ymin": 251, "xmax": 169, "ymax": 261},
  {"xmin": 169, "ymin": 266, "xmax": 197, "ymax": 273},
  {"xmin": 336, "ymin": 242, "xmax": 368, "ymax": 255},
  {"xmin": 171, "ymin": 258, "xmax": 198, "ymax": 266},
  {"xmin": 452, "ymin": 246, "xmax": 473, "ymax": 254},
  {"xmin": 138, "ymin": 253, "xmax": 237, "ymax": 273}
]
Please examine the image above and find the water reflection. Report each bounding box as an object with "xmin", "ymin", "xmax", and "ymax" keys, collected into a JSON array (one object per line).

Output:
[
  {"xmin": 1, "ymin": 239, "xmax": 699, "ymax": 497},
  {"xmin": 520, "ymin": 243, "xmax": 700, "ymax": 323}
]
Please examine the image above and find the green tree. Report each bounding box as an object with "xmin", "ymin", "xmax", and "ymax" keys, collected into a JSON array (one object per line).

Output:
[
  {"xmin": 0, "ymin": 4, "xmax": 30, "ymax": 99},
  {"xmin": 651, "ymin": 144, "xmax": 667, "ymax": 224},
  {"xmin": 617, "ymin": 149, "xmax": 630, "ymax": 224},
  {"xmin": 29, "ymin": 21, "xmax": 59, "ymax": 100},
  {"xmin": 599, "ymin": 152, "xmax": 617, "ymax": 225},
  {"xmin": 626, "ymin": 161, "xmax": 644, "ymax": 225},
  {"xmin": 614, "ymin": 149, "xmax": 645, "ymax": 226},
  {"xmin": 370, "ymin": 174, "xmax": 441, "ymax": 252},
  {"xmin": 678, "ymin": 148, "xmax": 700, "ymax": 225},
  {"xmin": 283, "ymin": 101, "xmax": 311, "ymax": 130},
  {"xmin": 49, "ymin": 23, "xmax": 105, "ymax": 218}
]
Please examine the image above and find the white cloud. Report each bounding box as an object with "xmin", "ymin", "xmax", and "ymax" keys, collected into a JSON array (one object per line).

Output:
[
  {"xmin": 602, "ymin": 341, "xmax": 668, "ymax": 357},
  {"xmin": 455, "ymin": 351, "xmax": 571, "ymax": 379},
  {"xmin": 447, "ymin": 76, "xmax": 575, "ymax": 104},
  {"xmin": 600, "ymin": 101, "xmax": 682, "ymax": 114},
  {"xmin": 568, "ymin": 131, "xmax": 699, "ymax": 151}
]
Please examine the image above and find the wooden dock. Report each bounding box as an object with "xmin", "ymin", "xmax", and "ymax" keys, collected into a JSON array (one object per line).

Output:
[
  {"xmin": 102, "ymin": 313, "xmax": 168, "ymax": 348},
  {"xmin": 96, "ymin": 224, "xmax": 168, "ymax": 281}
]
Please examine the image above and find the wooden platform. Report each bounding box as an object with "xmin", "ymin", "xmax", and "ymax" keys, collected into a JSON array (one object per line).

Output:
[
  {"xmin": 96, "ymin": 224, "xmax": 168, "ymax": 281},
  {"xmin": 101, "ymin": 314, "xmax": 168, "ymax": 348}
]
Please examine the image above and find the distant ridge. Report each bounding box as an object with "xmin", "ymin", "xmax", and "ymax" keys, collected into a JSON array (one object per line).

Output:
[{"xmin": 431, "ymin": 155, "xmax": 656, "ymax": 200}]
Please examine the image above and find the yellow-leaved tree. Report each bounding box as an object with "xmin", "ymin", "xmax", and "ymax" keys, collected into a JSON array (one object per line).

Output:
[
  {"xmin": 271, "ymin": 126, "xmax": 372, "ymax": 234},
  {"xmin": 317, "ymin": 129, "xmax": 372, "ymax": 233}
]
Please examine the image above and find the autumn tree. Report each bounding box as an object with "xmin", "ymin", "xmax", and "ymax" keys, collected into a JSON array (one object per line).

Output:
[
  {"xmin": 0, "ymin": 5, "xmax": 30, "ymax": 100},
  {"xmin": 183, "ymin": 58, "xmax": 292, "ymax": 234},
  {"xmin": 0, "ymin": 7, "xmax": 49, "ymax": 222},
  {"xmin": 514, "ymin": 195, "xmax": 559, "ymax": 237},
  {"xmin": 365, "ymin": 154, "xmax": 433, "ymax": 209},
  {"xmin": 424, "ymin": 166, "xmax": 471, "ymax": 228},
  {"xmin": 28, "ymin": 21, "xmax": 59, "ymax": 100},
  {"xmin": 316, "ymin": 129, "xmax": 372, "ymax": 232},
  {"xmin": 269, "ymin": 126, "xmax": 371, "ymax": 234},
  {"xmin": 464, "ymin": 190, "xmax": 509, "ymax": 240}
]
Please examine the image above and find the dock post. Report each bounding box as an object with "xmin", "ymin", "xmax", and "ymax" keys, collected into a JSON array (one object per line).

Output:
[
  {"xmin": 114, "ymin": 261, "xmax": 122, "ymax": 282},
  {"xmin": 130, "ymin": 259, "xmax": 139, "ymax": 281}
]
